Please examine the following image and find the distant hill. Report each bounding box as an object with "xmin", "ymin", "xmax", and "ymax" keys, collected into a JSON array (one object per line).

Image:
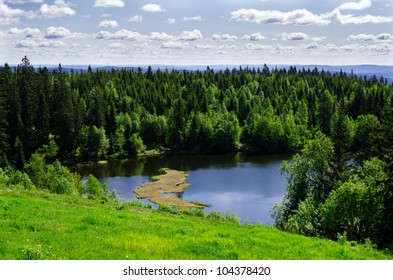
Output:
[{"xmin": 9, "ymin": 63, "xmax": 393, "ymax": 84}]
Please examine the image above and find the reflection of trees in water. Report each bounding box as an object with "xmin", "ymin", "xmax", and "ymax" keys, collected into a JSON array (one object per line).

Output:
[{"xmin": 72, "ymin": 153, "xmax": 291, "ymax": 180}]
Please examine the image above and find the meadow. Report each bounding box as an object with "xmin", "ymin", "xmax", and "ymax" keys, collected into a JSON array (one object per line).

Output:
[{"xmin": 0, "ymin": 187, "xmax": 391, "ymax": 260}]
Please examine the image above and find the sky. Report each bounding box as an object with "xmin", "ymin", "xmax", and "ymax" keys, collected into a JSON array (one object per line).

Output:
[{"xmin": 0, "ymin": 0, "xmax": 392, "ymax": 66}]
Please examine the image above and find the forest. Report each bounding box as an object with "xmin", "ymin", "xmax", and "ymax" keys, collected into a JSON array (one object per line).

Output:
[{"xmin": 0, "ymin": 57, "xmax": 392, "ymax": 251}]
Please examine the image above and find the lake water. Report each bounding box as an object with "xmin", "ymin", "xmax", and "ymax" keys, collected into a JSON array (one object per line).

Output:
[{"xmin": 72, "ymin": 154, "xmax": 291, "ymax": 225}]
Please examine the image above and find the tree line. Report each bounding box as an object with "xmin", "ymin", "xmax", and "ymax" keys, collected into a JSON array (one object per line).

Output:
[{"xmin": 0, "ymin": 57, "xmax": 392, "ymax": 250}]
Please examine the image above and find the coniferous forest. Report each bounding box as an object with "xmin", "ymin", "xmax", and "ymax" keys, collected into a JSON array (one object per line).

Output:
[{"xmin": 0, "ymin": 57, "xmax": 392, "ymax": 251}]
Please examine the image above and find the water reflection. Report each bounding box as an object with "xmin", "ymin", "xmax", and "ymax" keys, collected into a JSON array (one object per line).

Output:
[{"xmin": 72, "ymin": 153, "xmax": 291, "ymax": 225}]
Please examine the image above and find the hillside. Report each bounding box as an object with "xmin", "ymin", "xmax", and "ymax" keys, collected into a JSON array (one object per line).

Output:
[{"xmin": 0, "ymin": 187, "xmax": 391, "ymax": 260}]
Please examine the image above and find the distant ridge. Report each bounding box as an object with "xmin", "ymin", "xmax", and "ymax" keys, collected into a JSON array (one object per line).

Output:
[{"xmin": 9, "ymin": 64, "xmax": 393, "ymax": 83}]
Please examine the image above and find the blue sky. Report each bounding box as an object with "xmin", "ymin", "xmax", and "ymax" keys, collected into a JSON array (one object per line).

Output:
[{"xmin": 0, "ymin": 0, "xmax": 392, "ymax": 65}]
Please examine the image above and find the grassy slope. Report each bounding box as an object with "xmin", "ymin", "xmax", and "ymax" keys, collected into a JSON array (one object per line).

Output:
[{"xmin": 0, "ymin": 187, "xmax": 391, "ymax": 260}]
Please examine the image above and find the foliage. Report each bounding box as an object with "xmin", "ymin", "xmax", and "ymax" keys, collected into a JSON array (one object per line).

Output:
[
  {"xmin": 1, "ymin": 59, "xmax": 391, "ymax": 161},
  {"xmin": 273, "ymin": 132, "xmax": 335, "ymax": 226},
  {"xmin": 319, "ymin": 181, "xmax": 383, "ymax": 244}
]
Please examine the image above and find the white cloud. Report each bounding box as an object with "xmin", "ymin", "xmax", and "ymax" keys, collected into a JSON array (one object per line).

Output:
[
  {"xmin": 98, "ymin": 20, "xmax": 118, "ymax": 28},
  {"xmin": 230, "ymin": 7, "xmax": 393, "ymax": 26},
  {"xmin": 347, "ymin": 33, "xmax": 375, "ymax": 41},
  {"xmin": 141, "ymin": 4, "xmax": 165, "ymax": 13},
  {"xmin": 311, "ymin": 36, "xmax": 326, "ymax": 42},
  {"xmin": 44, "ymin": 26, "xmax": 70, "ymax": 38},
  {"xmin": 195, "ymin": 44, "xmax": 215, "ymax": 49},
  {"xmin": 0, "ymin": 1, "xmax": 28, "ymax": 24},
  {"xmin": 230, "ymin": 8, "xmax": 330, "ymax": 25},
  {"xmin": 6, "ymin": 0, "xmax": 43, "ymax": 3},
  {"xmin": 8, "ymin": 27, "xmax": 41, "ymax": 37},
  {"xmin": 326, "ymin": 8, "xmax": 393, "ymax": 24},
  {"xmin": 245, "ymin": 43, "xmax": 273, "ymax": 50},
  {"xmin": 161, "ymin": 41, "xmax": 189, "ymax": 49},
  {"xmin": 282, "ymin": 32, "xmax": 309, "ymax": 41},
  {"xmin": 15, "ymin": 39, "xmax": 36, "ymax": 47},
  {"xmin": 179, "ymin": 29, "xmax": 203, "ymax": 41},
  {"xmin": 39, "ymin": 0, "xmax": 76, "ymax": 19},
  {"xmin": 38, "ymin": 39, "xmax": 64, "ymax": 48},
  {"xmin": 242, "ymin": 32, "xmax": 267, "ymax": 41},
  {"xmin": 150, "ymin": 32, "xmax": 176, "ymax": 41},
  {"xmin": 129, "ymin": 15, "xmax": 143, "ymax": 23},
  {"xmin": 96, "ymin": 29, "xmax": 146, "ymax": 41},
  {"xmin": 15, "ymin": 38, "xmax": 64, "ymax": 48},
  {"xmin": 212, "ymin": 34, "xmax": 238, "ymax": 41},
  {"xmin": 183, "ymin": 16, "xmax": 203, "ymax": 22},
  {"xmin": 347, "ymin": 33, "xmax": 393, "ymax": 41},
  {"xmin": 305, "ymin": 42, "xmax": 319, "ymax": 49},
  {"xmin": 337, "ymin": 0, "xmax": 372, "ymax": 11},
  {"xmin": 166, "ymin": 18, "xmax": 176, "ymax": 24},
  {"xmin": 376, "ymin": 33, "xmax": 393, "ymax": 41},
  {"xmin": 94, "ymin": 0, "xmax": 124, "ymax": 8}
]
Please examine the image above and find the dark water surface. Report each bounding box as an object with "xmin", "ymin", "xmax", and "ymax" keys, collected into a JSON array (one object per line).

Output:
[{"xmin": 72, "ymin": 154, "xmax": 291, "ymax": 224}]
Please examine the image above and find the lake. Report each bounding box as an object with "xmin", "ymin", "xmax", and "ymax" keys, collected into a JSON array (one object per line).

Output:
[{"xmin": 72, "ymin": 154, "xmax": 291, "ymax": 225}]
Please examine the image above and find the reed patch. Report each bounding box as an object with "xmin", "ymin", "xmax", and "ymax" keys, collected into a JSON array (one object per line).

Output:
[{"xmin": 134, "ymin": 169, "xmax": 205, "ymax": 209}]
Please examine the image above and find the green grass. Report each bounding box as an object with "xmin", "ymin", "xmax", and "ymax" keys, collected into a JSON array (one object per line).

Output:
[{"xmin": 0, "ymin": 187, "xmax": 391, "ymax": 260}]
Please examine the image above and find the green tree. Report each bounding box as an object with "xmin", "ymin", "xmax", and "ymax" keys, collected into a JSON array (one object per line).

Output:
[
  {"xmin": 317, "ymin": 89, "xmax": 334, "ymax": 135},
  {"xmin": 319, "ymin": 180, "xmax": 383, "ymax": 244},
  {"xmin": 272, "ymin": 132, "xmax": 335, "ymax": 226}
]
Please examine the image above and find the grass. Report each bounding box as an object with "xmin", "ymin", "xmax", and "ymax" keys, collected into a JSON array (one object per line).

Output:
[{"xmin": 0, "ymin": 187, "xmax": 392, "ymax": 260}]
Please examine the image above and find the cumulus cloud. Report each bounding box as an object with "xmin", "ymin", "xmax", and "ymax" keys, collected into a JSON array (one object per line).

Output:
[
  {"xmin": 98, "ymin": 20, "xmax": 118, "ymax": 28},
  {"xmin": 183, "ymin": 16, "xmax": 203, "ymax": 22},
  {"xmin": 305, "ymin": 42, "xmax": 319, "ymax": 49},
  {"xmin": 39, "ymin": 0, "xmax": 76, "ymax": 19},
  {"xmin": 15, "ymin": 39, "xmax": 36, "ymax": 47},
  {"xmin": 337, "ymin": 0, "xmax": 372, "ymax": 11},
  {"xmin": 161, "ymin": 41, "xmax": 189, "ymax": 49},
  {"xmin": 242, "ymin": 32, "xmax": 267, "ymax": 41},
  {"xmin": 212, "ymin": 34, "xmax": 238, "ymax": 41},
  {"xmin": 230, "ymin": 6, "xmax": 393, "ymax": 26},
  {"xmin": 245, "ymin": 43, "xmax": 273, "ymax": 50},
  {"xmin": 94, "ymin": 0, "xmax": 124, "ymax": 8},
  {"xmin": 44, "ymin": 26, "xmax": 70, "ymax": 38},
  {"xmin": 141, "ymin": 4, "xmax": 165, "ymax": 13},
  {"xmin": 129, "ymin": 15, "xmax": 143, "ymax": 23},
  {"xmin": 230, "ymin": 8, "xmax": 330, "ymax": 25},
  {"xmin": 347, "ymin": 33, "xmax": 393, "ymax": 41},
  {"xmin": 15, "ymin": 39, "xmax": 64, "ymax": 48},
  {"xmin": 179, "ymin": 29, "xmax": 203, "ymax": 41},
  {"xmin": 96, "ymin": 29, "xmax": 146, "ymax": 41},
  {"xmin": 0, "ymin": 1, "xmax": 29, "ymax": 24},
  {"xmin": 8, "ymin": 26, "xmax": 41, "ymax": 37},
  {"xmin": 150, "ymin": 32, "xmax": 176, "ymax": 41},
  {"xmin": 195, "ymin": 44, "xmax": 215, "ymax": 49},
  {"xmin": 326, "ymin": 9, "xmax": 393, "ymax": 24},
  {"xmin": 282, "ymin": 32, "xmax": 309, "ymax": 41},
  {"xmin": 311, "ymin": 36, "xmax": 326, "ymax": 42}
]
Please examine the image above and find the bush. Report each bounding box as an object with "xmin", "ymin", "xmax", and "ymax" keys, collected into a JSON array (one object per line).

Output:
[
  {"xmin": 283, "ymin": 195, "xmax": 319, "ymax": 236},
  {"xmin": 319, "ymin": 181, "xmax": 383, "ymax": 244},
  {"xmin": 207, "ymin": 210, "xmax": 222, "ymax": 221},
  {"xmin": 84, "ymin": 174, "xmax": 103, "ymax": 199},
  {"xmin": 1, "ymin": 168, "xmax": 35, "ymax": 190}
]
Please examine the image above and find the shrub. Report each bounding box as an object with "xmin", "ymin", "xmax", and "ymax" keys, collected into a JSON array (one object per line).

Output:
[
  {"xmin": 283, "ymin": 195, "xmax": 319, "ymax": 236},
  {"xmin": 319, "ymin": 181, "xmax": 383, "ymax": 244}
]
